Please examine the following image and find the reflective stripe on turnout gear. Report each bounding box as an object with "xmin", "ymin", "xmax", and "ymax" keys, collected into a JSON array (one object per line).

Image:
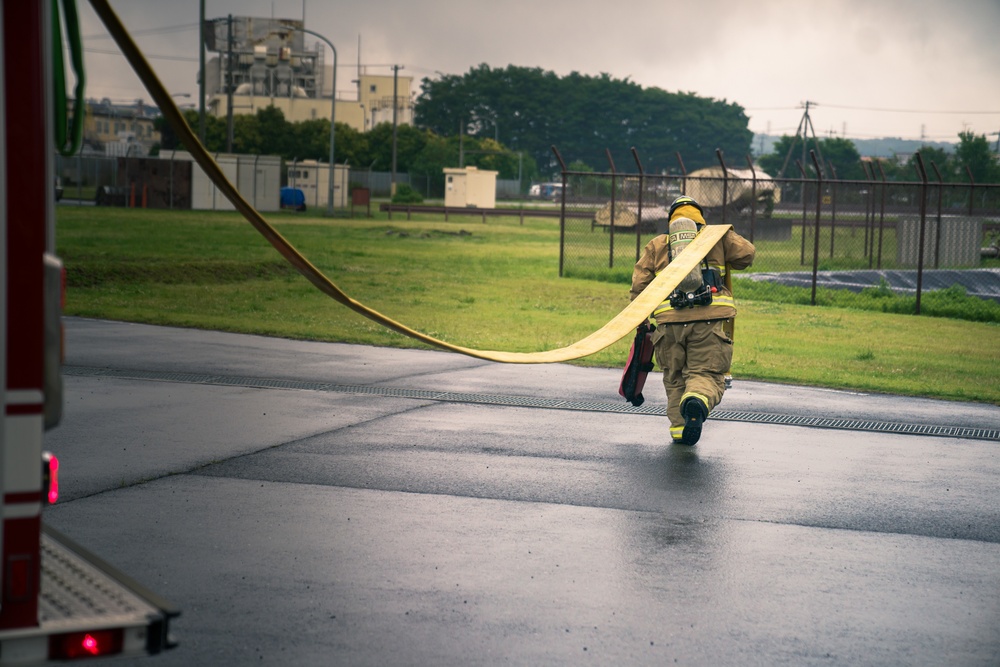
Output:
[
  {"xmin": 681, "ymin": 391, "xmax": 711, "ymax": 414},
  {"xmin": 653, "ymin": 294, "xmax": 735, "ymax": 317}
]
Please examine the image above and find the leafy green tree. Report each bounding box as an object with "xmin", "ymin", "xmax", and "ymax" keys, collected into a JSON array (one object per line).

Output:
[
  {"xmin": 152, "ymin": 102, "xmax": 541, "ymax": 193},
  {"xmin": 333, "ymin": 123, "xmax": 370, "ymax": 168},
  {"xmin": 415, "ymin": 64, "xmax": 751, "ymax": 175},
  {"xmin": 870, "ymin": 155, "xmax": 909, "ymax": 182},
  {"xmin": 915, "ymin": 145, "xmax": 954, "ymax": 182},
  {"xmin": 155, "ymin": 109, "xmax": 226, "ymax": 153},
  {"xmin": 756, "ymin": 135, "xmax": 797, "ymax": 177},
  {"xmin": 409, "ymin": 132, "xmax": 457, "ymax": 190},
  {"xmin": 254, "ymin": 107, "xmax": 291, "ymax": 158},
  {"xmin": 458, "ymin": 136, "xmax": 522, "ymax": 179},
  {"xmin": 954, "ymin": 131, "xmax": 1000, "ymax": 184},
  {"xmin": 364, "ymin": 122, "xmax": 429, "ymax": 171},
  {"xmin": 818, "ymin": 137, "xmax": 864, "ymax": 180},
  {"xmin": 288, "ymin": 118, "xmax": 330, "ymax": 161},
  {"xmin": 755, "ymin": 134, "xmax": 855, "ymax": 179},
  {"xmin": 231, "ymin": 113, "xmax": 263, "ymax": 155}
]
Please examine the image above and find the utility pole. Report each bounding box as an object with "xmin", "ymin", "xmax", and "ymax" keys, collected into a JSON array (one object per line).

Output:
[
  {"xmin": 280, "ymin": 23, "xmax": 337, "ymax": 215},
  {"xmin": 198, "ymin": 0, "xmax": 206, "ymax": 143},
  {"xmin": 225, "ymin": 14, "xmax": 234, "ymax": 153},
  {"xmin": 391, "ymin": 64, "xmax": 401, "ymax": 196},
  {"xmin": 779, "ymin": 100, "xmax": 825, "ymax": 179}
]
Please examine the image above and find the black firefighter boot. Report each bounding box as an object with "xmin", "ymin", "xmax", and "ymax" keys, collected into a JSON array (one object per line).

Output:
[{"xmin": 680, "ymin": 397, "xmax": 709, "ymax": 445}]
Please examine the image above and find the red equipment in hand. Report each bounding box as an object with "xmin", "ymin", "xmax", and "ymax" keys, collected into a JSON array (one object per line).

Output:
[{"xmin": 619, "ymin": 323, "xmax": 656, "ymax": 407}]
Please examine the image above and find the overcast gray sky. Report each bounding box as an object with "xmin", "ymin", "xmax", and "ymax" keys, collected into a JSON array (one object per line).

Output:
[{"xmin": 79, "ymin": 0, "xmax": 1000, "ymax": 146}]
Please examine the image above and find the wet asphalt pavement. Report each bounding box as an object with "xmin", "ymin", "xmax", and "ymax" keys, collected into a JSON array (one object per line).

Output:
[{"xmin": 45, "ymin": 318, "xmax": 1000, "ymax": 666}]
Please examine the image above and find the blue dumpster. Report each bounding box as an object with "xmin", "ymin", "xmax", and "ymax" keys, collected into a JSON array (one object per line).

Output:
[{"xmin": 280, "ymin": 187, "xmax": 306, "ymax": 211}]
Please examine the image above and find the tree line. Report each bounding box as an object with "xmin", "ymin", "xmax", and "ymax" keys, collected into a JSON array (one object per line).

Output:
[
  {"xmin": 154, "ymin": 106, "xmax": 534, "ymax": 195},
  {"xmin": 154, "ymin": 64, "xmax": 755, "ymax": 191},
  {"xmin": 415, "ymin": 64, "xmax": 752, "ymax": 174},
  {"xmin": 153, "ymin": 64, "xmax": 998, "ymax": 196},
  {"xmin": 757, "ymin": 132, "xmax": 1000, "ymax": 184}
]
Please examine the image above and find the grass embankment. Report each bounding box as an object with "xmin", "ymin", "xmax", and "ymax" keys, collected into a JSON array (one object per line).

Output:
[{"xmin": 56, "ymin": 207, "xmax": 1000, "ymax": 404}]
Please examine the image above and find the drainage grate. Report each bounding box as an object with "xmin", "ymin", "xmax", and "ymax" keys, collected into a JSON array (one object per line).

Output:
[{"xmin": 62, "ymin": 365, "xmax": 1000, "ymax": 442}]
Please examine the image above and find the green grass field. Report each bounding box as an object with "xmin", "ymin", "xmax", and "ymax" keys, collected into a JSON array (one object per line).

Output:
[{"xmin": 56, "ymin": 207, "xmax": 1000, "ymax": 404}]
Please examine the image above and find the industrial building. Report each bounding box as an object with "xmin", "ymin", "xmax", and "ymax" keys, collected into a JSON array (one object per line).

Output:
[{"xmin": 202, "ymin": 16, "xmax": 413, "ymax": 132}]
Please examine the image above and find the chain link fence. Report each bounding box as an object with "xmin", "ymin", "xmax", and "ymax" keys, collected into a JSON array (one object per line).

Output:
[
  {"xmin": 57, "ymin": 154, "xmax": 527, "ymax": 206},
  {"xmin": 556, "ymin": 148, "xmax": 1000, "ymax": 314}
]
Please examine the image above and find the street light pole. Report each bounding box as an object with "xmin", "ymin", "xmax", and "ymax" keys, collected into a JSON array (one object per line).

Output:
[
  {"xmin": 225, "ymin": 14, "xmax": 234, "ymax": 153},
  {"xmin": 282, "ymin": 23, "xmax": 337, "ymax": 215},
  {"xmin": 391, "ymin": 64, "xmax": 401, "ymax": 197}
]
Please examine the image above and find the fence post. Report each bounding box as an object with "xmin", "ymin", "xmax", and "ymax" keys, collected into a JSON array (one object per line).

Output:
[
  {"xmin": 745, "ymin": 155, "xmax": 757, "ymax": 243},
  {"xmin": 863, "ymin": 161, "xmax": 874, "ymax": 265},
  {"xmin": 876, "ymin": 159, "xmax": 888, "ymax": 270},
  {"xmin": 827, "ymin": 161, "xmax": 838, "ymax": 258},
  {"xmin": 966, "ymin": 165, "xmax": 975, "ymax": 217},
  {"xmin": 861, "ymin": 160, "xmax": 872, "ymax": 264},
  {"xmin": 606, "ymin": 148, "xmax": 617, "ymax": 269},
  {"xmin": 168, "ymin": 151, "xmax": 174, "ymax": 209},
  {"xmin": 253, "ymin": 154, "xmax": 260, "ymax": 209},
  {"xmin": 914, "ymin": 153, "xmax": 930, "ymax": 315},
  {"xmin": 124, "ymin": 149, "xmax": 131, "ymax": 208},
  {"xmin": 717, "ymin": 149, "xmax": 728, "ymax": 225},
  {"xmin": 631, "ymin": 147, "xmax": 645, "ymax": 263},
  {"xmin": 809, "ymin": 151, "xmax": 824, "ymax": 306},
  {"xmin": 676, "ymin": 152, "xmax": 687, "ymax": 195},
  {"xmin": 930, "ymin": 161, "xmax": 945, "ymax": 269},
  {"xmin": 552, "ymin": 145, "xmax": 568, "ymax": 277},
  {"xmin": 796, "ymin": 160, "xmax": 808, "ymax": 265},
  {"xmin": 866, "ymin": 161, "xmax": 877, "ymax": 269}
]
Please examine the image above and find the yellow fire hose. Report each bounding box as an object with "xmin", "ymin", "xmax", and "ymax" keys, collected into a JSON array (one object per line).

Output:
[{"xmin": 88, "ymin": 0, "xmax": 730, "ymax": 364}]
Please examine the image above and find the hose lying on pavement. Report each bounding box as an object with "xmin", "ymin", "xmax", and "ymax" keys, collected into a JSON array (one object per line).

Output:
[{"xmin": 88, "ymin": 0, "xmax": 730, "ymax": 364}]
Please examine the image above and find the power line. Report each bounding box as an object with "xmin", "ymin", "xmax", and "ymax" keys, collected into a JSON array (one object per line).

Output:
[
  {"xmin": 817, "ymin": 102, "xmax": 1000, "ymax": 115},
  {"xmin": 83, "ymin": 22, "xmax": 198, "ymax": 40},
  {"xmin": 747, "ymin": 101, "xmax": 999, "ymax": 115},
  {"xmin": 83, "ymin": 47, "xmax": 199, "ymax": 62}
]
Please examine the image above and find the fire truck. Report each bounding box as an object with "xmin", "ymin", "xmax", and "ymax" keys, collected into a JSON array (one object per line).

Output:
[{"xmin": 0, "ymin": 1, "xmax": 177, "ymax": 663}]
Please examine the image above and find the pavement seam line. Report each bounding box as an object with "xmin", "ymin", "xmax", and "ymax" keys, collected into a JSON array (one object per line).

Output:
[{"xmin": 62, "ymin": 365, "xmax": 1000, "ymax": 441}]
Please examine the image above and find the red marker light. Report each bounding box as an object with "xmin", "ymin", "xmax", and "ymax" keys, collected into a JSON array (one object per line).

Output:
[
  {"xmin": 42, "ymin": 452, "xmax": 59, "ymax": 504},
  {"xmin": 49, "ymin": 629, "xmax": 124, "ymax": 659},
  {"xmin": 82, "ymin": 634, "xmax": 99, "ymax": 655}
]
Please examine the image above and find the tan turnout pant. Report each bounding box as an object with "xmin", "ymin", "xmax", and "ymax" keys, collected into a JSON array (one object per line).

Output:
[{"xmin": 651, "ymin": 320, "xmax": 733, "ymax": 440}]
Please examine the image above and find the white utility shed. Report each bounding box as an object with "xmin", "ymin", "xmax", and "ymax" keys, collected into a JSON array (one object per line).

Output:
[
  {"xmin": 444, "ymin": 166, "xmax": 498, "ymax": 208},
  {"xmin": 159, "ymin": 150, "xmax": 281, "ymax": 211}
]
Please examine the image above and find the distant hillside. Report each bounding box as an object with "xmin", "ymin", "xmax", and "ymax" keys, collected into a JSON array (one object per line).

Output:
[{"xmin": 753, "ymin": 134, "xmax": 955, "ymax": 159}]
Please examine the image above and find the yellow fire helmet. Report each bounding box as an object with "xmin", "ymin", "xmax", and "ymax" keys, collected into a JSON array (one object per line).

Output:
[{"xmin": 668, "ymin": 195, "xmax": 704, "ymax": 221}]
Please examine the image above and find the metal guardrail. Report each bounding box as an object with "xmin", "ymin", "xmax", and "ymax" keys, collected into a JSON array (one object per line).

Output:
[{"xmin": 378, "ymin": 202, "xmax": 593, "ymax": 223}]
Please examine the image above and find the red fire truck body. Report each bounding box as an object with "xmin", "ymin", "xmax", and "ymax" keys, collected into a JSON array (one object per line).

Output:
[{"xmin": 0, "ymin": 2, "xmax": 176, "ymax": 663}]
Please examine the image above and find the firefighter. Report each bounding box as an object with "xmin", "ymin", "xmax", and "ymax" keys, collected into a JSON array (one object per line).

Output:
[{"xmin": 629, "ymin": 195, "xmax": 756, "ymax": 445}]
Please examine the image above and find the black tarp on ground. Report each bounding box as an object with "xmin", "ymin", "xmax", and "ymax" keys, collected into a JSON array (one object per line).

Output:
[{"xmin": 746, "ymin": 268, "xmax": 1000, "ymax": 302}]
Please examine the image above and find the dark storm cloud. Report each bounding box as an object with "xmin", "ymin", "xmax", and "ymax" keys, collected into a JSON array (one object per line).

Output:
[{"xmin": 77, "ymin": 0, "xmax": 1000, "ymax": 141}]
